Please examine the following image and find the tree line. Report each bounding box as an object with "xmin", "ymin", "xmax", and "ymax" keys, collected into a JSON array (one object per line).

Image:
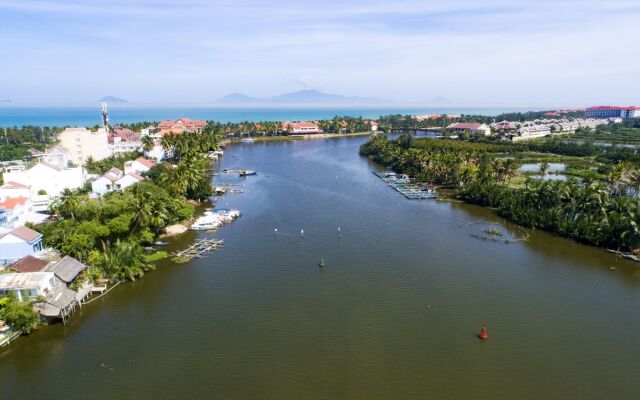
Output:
[{"xmin": 360, "ymin": 135, "xmax": 640, "ymax": 251}]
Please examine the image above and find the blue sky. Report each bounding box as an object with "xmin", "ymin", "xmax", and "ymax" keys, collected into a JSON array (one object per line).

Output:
[{"xmin": 0, "ymin": 0, "xmax": 639, "ymax": 106}]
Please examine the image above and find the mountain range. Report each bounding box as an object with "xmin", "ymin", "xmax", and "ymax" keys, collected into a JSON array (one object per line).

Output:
[{"xmin": 216, "ymin": 90, "xmax": 388, "ymax": 105}]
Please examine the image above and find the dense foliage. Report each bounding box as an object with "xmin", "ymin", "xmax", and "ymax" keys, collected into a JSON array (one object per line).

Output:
[
  {"xmin": 0, "ymin": 296, "xmax": 39, "ymax": 334},
  {"xmin": 85, "ymin": 151, "xmax": 141, "ymax": 174},
  {"xmin": 360, "ymin": 135, "xmax": 640, "ymax": 250},
  {"xmin": 0, "ymin": 125, "xmax": 59, "ymax": 161}
]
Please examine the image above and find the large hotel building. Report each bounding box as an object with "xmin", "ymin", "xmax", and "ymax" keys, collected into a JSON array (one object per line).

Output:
[{"xmin": 585, "ymin": 106, "xmax": 640, "ymax": 119}]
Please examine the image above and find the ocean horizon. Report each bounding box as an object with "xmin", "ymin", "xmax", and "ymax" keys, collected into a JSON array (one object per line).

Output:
[{"xmin": 0, "ymin": 105, "xmax": 546, "ymax": 128}]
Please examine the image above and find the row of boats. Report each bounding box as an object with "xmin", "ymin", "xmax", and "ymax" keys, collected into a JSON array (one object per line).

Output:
[
  {"xmin": 190, "ymin": 209, "xmax": 242, "ymax": 231},
  {"xmin": 375, "ymin": 171, "xmax": 437, "ymax": 200}
]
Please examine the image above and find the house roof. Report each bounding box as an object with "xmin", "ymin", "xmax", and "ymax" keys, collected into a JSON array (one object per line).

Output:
[
  {"xmin": 1, "ymin": 226, "xmax": 42, "ymax": 242},
  {"xmin": 0, "ymin": 196, "xmax": 28, "ymax": 210},
  {"xmin": 43, "ymin": 255, "xmax": 87, "ymax": 283},
  {"xmin": 290, "ymin": 122, "xmax": 319, "ymax": 129},
  {"xmin": 0, "ymin": 272, "xmax": 54, "ymax": 290},
  {"xmin": 9, "ymin": 255, "xmax": 49, "ymax": 273},
  {"xmin": 35, "ymin": 284, "xmax": 77, "ymax": 317},
  {"xmin": 46, "ymin": 145, "xmax": 70, "ymax": 155},
  {"xmin": 1, "ymin": 181, "xmax": 30, "ymax": 190},
  {"xmin": 107, "ymin": 167, "xmax": 123, "ymax": 175},
  {"xmin": 448, "ymin": 122, "xmax": 487, "ymax": 130},
  {"xmin": 135, "ymin": 157, "xmax": 156, "ymax": 169},
  {"xmin": 125, "ymin": 172, "xmax": 145, "ymax": 182},
  {"xmin": 38, "ymin": 160, "xmax": 62, "ymax": 171}
]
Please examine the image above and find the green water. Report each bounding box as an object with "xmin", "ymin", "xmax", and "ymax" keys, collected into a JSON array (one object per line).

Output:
[{"xmin": 1, "ymin": 136, "xmax": 639, "ymax": 399}]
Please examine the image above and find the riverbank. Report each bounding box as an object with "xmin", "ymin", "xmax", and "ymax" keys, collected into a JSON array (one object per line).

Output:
[
  {"xmin": 223, "ymin": 131, "xmax": 372, "ymax": 143},
  {"xmin": 360, "ymin": 135, "xmax": 640, "ymax": 252}
]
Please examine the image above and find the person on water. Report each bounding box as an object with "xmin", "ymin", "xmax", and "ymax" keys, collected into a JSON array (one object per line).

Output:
[{"xmin": 479, "ymin": 325, "xmax": 488, "ymax": 340}]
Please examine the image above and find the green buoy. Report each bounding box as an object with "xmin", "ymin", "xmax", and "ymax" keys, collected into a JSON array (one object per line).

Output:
[{"xmin": 319, "ymin": 258, "xmax": 326, "ymax": 267}]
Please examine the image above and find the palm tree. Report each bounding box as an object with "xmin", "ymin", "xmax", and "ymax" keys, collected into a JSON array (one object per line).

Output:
[
  {"xmin": 101, "ymin": 239, "xmax": 149, "ymax": 282},
  {"xmin": 141, "ymin": 135, "xmax": 154, "ymax": 153},
  {"xmin": 50, "ymin": 188, "xmax": 81, "ymax": 219}
]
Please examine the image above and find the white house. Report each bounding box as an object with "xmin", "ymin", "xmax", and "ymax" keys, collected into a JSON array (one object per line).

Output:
[
  {"xmin": 42, "ymin": 145, "xmax": 71, "ymax": 169},
  {"xmin": 0, "ymin": 197, "xmax": 46, "ymax": 227},
  {"xmin": 0, "ymin": 272, "xmax": 57, "ymax": 301},
  {"xmin": 0, "ymin": 181, "xmax": 31, "ymax": 200},
  {"xmin": 114, "ymin": 173, "xmax": 145, "ymax": 191},
  {"xmin": 2, "ymin": 161, "xmax": 85, "ymax": 198},
  {"xmin": 91, "ymin": 167, "xmax": 124, "ymax": 196},
  {"xmin": 447, "ymin": 123, "xmax": 492, "ymax": 136},
  {"xmin": 0, "ymin": 226, "xmax": 44, "ymax": 265},
  {"xmin": 124, "ymin": 157, "xmax": 156, "ymax": 175}
]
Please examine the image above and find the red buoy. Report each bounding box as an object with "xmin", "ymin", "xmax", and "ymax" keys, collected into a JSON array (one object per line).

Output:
[{"xmin": 479, "ymin": 325, "xmax": 488, "ymax": 340}]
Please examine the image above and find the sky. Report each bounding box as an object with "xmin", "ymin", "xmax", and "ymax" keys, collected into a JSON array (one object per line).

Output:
[{"xmin": 0, "ymin": 0, "xmax": 639, "ymax": 106}]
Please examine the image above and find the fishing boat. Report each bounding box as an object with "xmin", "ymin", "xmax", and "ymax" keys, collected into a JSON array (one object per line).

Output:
[{"xmin": 239, "ymin": 170, "xmax": 257, "ymax": 176}]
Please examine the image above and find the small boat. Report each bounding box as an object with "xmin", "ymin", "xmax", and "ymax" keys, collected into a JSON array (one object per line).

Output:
[
  {"xmin": 239, "ymin": 170, "xmax": 257, "ymax": 176},
  {"xmin": 153, "ymin": 241, "xmax": 169, "ymax": 246},
  {"xmin": 190, "ymin": 215, "xmax": 223, "ymax": 231},
  {"xmin": 240, "ymin": 138, "xmax": 256, "ymax": 143},
  {"xmin": 319, "ymin": 258, "xmax": 325, "ymax": 267}
]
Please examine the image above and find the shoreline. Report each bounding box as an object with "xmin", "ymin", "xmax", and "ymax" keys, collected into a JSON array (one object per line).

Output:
[{"xmin": 223, "ymin": 131, "xmax": 372, "ymax": 144}]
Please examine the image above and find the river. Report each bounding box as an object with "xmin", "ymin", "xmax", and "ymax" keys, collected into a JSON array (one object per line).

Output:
[{"xmin": 2, "ymin": 136, "xmax": 640, "ymax": 399}]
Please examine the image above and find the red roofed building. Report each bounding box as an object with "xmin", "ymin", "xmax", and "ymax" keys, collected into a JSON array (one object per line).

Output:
[
  {"xmin": 585, "ymin": 106, "xmax": 640, "ymax": 119},
  {"xmin": 447, "ymin": 122, "xmax": 492, "ymax": 136},
  {"xmin": 156, "ymin": 118, "xmax": 207, "ymax": 135},
  {"xmin": 9, "ymin": 255, "xmax": 49, "ymax": 273},
  {"xmin": 285, "ymin": 122, "xmax": 323, "ymax": 134}
]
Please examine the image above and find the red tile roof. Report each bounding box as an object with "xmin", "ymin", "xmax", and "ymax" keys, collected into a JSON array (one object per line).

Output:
[
  {"xmin": 449, "ymin": 122, "xmax": 486, "ymax": 130},
  {"xmin": 0, "ymin": 196, "xmax": 28, "ymax": 210},
  {"xmin": 9, "ymin": 255, "xmax": 48, "ymax": 273},
  {"xmin": 135, "ymin": 157, "xmax": 156, "ymax": 169},
  {"xmin": 586, "ymin": 106, "xmax": 640, "ymax": 111}
]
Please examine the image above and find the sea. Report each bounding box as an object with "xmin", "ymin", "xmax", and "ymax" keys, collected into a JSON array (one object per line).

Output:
[{"xmin": 0, "ymin": 105, "xmax": 542, "ymax": 127}]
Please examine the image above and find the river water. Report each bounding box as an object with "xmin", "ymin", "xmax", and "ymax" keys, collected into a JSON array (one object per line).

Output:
[{"xmin": 2, "ymin": 136, "xmax": 640, "ymax": 399}]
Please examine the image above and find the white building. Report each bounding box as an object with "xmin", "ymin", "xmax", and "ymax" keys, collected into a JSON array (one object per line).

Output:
[
  {"xmin": 0, "ymin": 272, "xmax": 56, "ymax": 301},
  {"xmin": 91, "ymin": 167, "xmax": 123, "ymax": 197},
  {"xmin": 42, "ymin": 145, "xmax": 71, "ymax": 169},
  {"xmin": 447, "ymin": 123, "xmax": 492, "ymax": 136},
  {"xmin": 124, "ymin": 157, "xmax": 156, "ymax": 175},
  {"xmin": 58, "ymin": 127, "xmax": 110, "ymax": 165},
  {"xmin": 114, "ymin": 173, "xmax": 145, "ymax": 191},
  {"xmin": 2, "ymin": 161, "xmax": 85, "ymax": 198}
]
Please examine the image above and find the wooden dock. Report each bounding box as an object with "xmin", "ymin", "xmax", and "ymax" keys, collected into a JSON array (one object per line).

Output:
[{"xmin": 175, "ymin": 239, "xmax": 224, "ymax": 260}]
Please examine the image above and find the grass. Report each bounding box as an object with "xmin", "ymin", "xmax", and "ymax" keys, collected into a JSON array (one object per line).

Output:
[{"xmin": 145, "ymin": 251, "xmax": 169, "ymax": 262}]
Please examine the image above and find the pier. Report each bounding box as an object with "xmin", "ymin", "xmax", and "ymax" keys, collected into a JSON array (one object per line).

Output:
[
  {"xmin": 174, "ymin": 239, "xmax": 224, "ymax": 260},
  {"xmin": 374, "ymin": 172, "xmax": 436, "ymax": 200}
]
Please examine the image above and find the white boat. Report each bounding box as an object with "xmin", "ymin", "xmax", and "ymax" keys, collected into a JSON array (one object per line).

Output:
[
  {"xmin": 190, "ymin": 215, "xmax": 223, "ymax": 231},
  {"xmin": 240, "ymin": 138, "xmax": 256, "ymax": 143}
]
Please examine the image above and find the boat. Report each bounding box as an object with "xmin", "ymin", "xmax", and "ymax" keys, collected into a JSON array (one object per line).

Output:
[
  {"xmin": 190, "ymin": 215, "xmax": 223, "ymax": 231},
  {"xmin": 239, "ymin": 170, "xmax": 257, "ymax": 176},
  {"xmin": 240, "ymin": 138, "xmax": 256, "ymax": 143},
  {"xmin": 153, "ymin": 241, "xmax": 169, "ymax": 246}
]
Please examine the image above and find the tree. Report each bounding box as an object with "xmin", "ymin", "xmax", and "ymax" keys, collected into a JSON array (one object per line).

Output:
[
  {"xmin": 141, "ymin": 135, "xmax": 155, "ymax": 152},
  {"xmin": 0, "ymin": 296, "xmax": 39, "ymax": 334},
  {"xmin": 539, "ymin": 161, "xmax": 550, "ymax": 176}
]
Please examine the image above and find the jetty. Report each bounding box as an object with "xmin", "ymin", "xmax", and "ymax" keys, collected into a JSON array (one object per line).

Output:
[
  {"xmin": 374, "ymin": 171, "xmax": 436, "ymax": 200},
  {"xmin": 174, "ymin": 239, "xmax": 224, "ymax": 260}
]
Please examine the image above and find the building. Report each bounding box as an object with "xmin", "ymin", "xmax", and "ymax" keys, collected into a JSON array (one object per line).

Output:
[
  {"xmin": 8, "ymin": 255, "xmax": 49, "ymax": 273},
  {"xmin": 492, "ymin": 121, "xmax": 518, "ymax": 131},
  {"xmin": 446, "ymin": 122, "xmax": 491, "ymax": 136},
  {"xmin": 0, "ymin": 226, "xmax": 44, "ymax": 265},
  {"xmin": 585, "ymin": 106, "xmax": 640, "ymax": 119},
  {"xmin": 42, "ymin": 145, "xmax": 71, "ymax": 169},
  {"xmin": 286, "ymin": 122, "xmax": 323, "ymax": 134},
  {"xmin": 514, "ymin": 125, "xmax": 553, "ymax": 141},
  {"xmin": 58, "ymin": 127, "xmax": 110, "ymax": 165},
  {"xmin": 2, "ymin": 160, "xmax": 85, "ymax": 198},
  {"xmin": 124, "ymin": 157, "xmax": 156, "ymax": 175},
  {"xmin": 109, "ymin": 127, "xmax": 142, "ymax": 155},
  {"xmin": 0, "ymin": 272, "xmax": 56, "ymax": 301},
  {"xmin": 42, "ymin": 256, "xmax": 88, "ymax": 285},
  {"xmin": 0, "ymin": 181, "xmax": 30, "ymax": 201},
  {"xmin": 114, "ymin": 173, "xmax": 145, "ymax": 191},
  {"xmin": 0, "ymin": 197, "xmax": 46, "ymax": 227},
  {"xmin": 156, "ymin": 118, "xmax": 207, "ymax": 135},
  {"xmin": 91, "ymin": 167, "xmax": 123, "ymax": 197}
]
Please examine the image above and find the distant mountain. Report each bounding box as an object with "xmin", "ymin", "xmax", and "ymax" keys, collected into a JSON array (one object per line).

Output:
[
  {"xmin": 217, "ymin": 93, "xmax": 258, "ymax": 104},
  {"xmin": 98, "ymin": 96, "xmax": 128, "ymax": 103},
  {"xmin": 216, "ymin": 89, "xmax": 388, "ymax": 105}
]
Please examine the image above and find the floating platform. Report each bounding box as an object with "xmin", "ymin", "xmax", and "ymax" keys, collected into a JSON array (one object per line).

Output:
[{"xmin": 373, "ymin": 172, "xmax": 436, "ymax": 200}]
